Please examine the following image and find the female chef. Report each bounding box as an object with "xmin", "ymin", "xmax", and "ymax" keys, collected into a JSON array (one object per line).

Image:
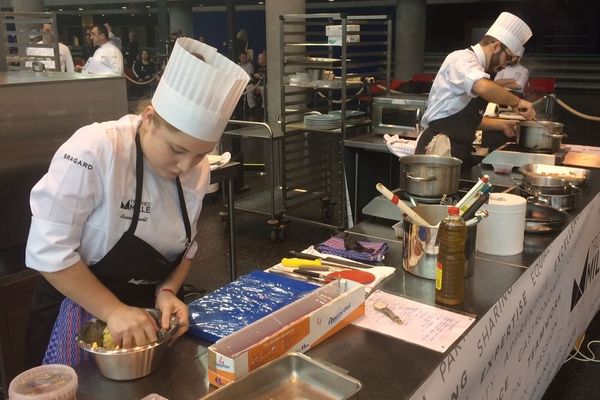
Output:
[{"xmin": 24, "ymin": 38, "xmax": 249, "ymax": 367}]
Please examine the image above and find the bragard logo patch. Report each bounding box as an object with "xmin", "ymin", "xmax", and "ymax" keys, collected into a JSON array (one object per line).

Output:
[{"xmin": 63, "ymin": 153, "xmax": 93, "ymax": 170}]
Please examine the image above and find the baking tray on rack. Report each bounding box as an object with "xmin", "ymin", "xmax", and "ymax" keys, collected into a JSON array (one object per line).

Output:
[{"xmin": 202, "ymin": 353, "xmax": 362, "ymax": 399}]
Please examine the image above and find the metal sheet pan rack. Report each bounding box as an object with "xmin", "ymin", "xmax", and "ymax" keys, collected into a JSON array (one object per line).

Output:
[
  {"xmin": 0, "ymin": 12, "xmax": 61, "ymax": 72},
  {"xmin": 222, "ymin": 120, "xmax": 285, "ymax": 240},
  {"xmin": 279, "ymin": 13, "xmax": 391, "ymax": 230}
]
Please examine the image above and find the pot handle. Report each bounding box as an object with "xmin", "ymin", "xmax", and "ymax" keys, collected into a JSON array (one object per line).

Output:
[
  {"xmin": 406, "ymin": 173, "xmax": 436, "ymax": 182},
  {"xmin": 544, "ymin": 131, "xmax": 567, "ymax": 139}
]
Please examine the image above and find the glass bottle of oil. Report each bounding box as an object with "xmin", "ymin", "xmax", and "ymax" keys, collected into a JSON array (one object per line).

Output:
[{"xmin": 435, "ymin": 206, "xmax": 467, "ymax": 305}]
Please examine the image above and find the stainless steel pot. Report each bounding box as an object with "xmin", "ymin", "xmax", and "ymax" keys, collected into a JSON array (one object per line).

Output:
[
  {"xmin": 400, "ymin": 155, "xmax": 462, "ymax": 198},
  {"xmin": 517, "ymin": 121, "xmax": 566, "ymax": 152},
  {"xmin": 400, "ymin": 205, "xmax": 482, "ymax": 279}
]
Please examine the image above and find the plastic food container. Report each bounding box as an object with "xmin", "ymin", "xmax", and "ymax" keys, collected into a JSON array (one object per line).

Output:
[{"xmin": 9, "ymin": 364, "xmax": 78, "ymax": 400}]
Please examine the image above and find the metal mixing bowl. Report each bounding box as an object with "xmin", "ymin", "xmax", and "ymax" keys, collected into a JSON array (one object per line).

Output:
[{"xmin": 76, "ymin": 309, "xmax": 178, "ymax": 381}]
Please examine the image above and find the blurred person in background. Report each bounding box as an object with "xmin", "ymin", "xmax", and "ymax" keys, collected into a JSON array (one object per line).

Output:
[
  {"xmin": 26, "ymin": 23, "xmax": 74, "ymax": 72},
  {"xmin": 238, "ymin": 50, "xmax": 256, "ymax": 109},
  {"xmin": 132, "ymin": 49, "xmax": 158, "ymax": 97},
  {"xmin": 494, "ymin": 46, "xmax": 529, "ymax": 95},
  {"xmin": 76, "ymin": 24, "xmax": 123, "ymax": 75},
  {"xmin": 104, "ymin": 22, "xmax": 122, "ymax": 50},
  {"xmin": 124, "ymin": 31, "xmax": 139, "ymax": 68},
  {"xmin": 81, "ymin": 29, "xmax": 95, "ymax": 63}
]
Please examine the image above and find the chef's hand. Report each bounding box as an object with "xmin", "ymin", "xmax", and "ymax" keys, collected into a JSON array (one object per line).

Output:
[
  {"xmin": 74, "ymin": 65, "xmax": 83, "ymax": 73},
  {"xmin": 499, "ymin": 119, "xmax": 519, "ymax": 138},
  {"xmin": 105, "ymin": 304, "xmax": 159, "ymax": 348},
  {"xmin": 155, "ymin": 289, "xmax": 189, "ymax": 341},
  {"xmin": 513, "ymin": 98, "xmax": 536, "ymax": 120}
]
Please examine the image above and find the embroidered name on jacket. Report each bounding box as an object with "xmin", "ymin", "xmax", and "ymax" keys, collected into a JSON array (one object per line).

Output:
[{"xmin": 63, "ymin": 153, "xmax": 93, "ymax": 170}]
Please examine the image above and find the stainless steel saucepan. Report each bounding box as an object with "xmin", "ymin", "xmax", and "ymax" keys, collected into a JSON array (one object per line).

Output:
[{"xmin": 517, "ymin": 121, "xmax": 566, "ymax": 152}]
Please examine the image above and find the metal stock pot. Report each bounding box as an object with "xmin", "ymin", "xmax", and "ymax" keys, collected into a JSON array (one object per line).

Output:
[
  {"xmin": 400, "ymin": 155, "xmax": 462, "ymax": 198},
  {"xmin": 517, "ymin": 121, "xmax": 566, "ymax": 152}
]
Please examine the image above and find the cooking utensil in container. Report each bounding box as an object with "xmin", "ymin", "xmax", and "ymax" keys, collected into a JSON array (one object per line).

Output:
[
  {"xmin": 77, "ymin": 308, "xmax": 178, "ymax": 381},
  {"xmin": 517, "ymin": 121, "xmax": 565, "ymax": 152},
  {"xmin": 398, "ymin": 205, "xmax": 485, "ymax": 279},
  {"xmin": 400, "ymin": 155, "xmax": 462, "ymax": 198}
]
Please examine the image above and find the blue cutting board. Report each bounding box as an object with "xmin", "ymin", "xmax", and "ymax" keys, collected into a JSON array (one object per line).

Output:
[{"xmin": 188, "ymin": 270, "xmax": 319, "ymax": 343}]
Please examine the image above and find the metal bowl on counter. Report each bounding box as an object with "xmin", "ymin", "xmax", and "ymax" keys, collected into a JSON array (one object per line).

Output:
[
  {"xmin": 525, "ymin": 201, "xmax": 569, "ymax": 234},
  {"xmin": 400, "ymin": 155, "xmax": 462, "ymax": 198},
  {"xmin": 76, "ymin": 309, "xmax": 178, "ymax": 381}
]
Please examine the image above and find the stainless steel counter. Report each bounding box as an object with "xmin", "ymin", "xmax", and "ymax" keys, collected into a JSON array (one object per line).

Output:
[{"xmin": 73, "ymin": 166, "xmax": 600, "ymax": 400}]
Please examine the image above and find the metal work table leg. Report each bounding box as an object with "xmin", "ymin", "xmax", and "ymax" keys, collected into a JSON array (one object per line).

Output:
[{"xmin": 227, "ymin": 177, "xmax": 237, "ymax": 281}]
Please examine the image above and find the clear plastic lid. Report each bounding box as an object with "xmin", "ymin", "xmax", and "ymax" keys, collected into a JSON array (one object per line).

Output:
[{"xmin": 9, "ymin": 364, "xmax": 78, "ymax": 400}]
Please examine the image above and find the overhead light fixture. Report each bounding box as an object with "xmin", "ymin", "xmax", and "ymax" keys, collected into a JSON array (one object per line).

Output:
[
  {"xmin": 78, "ymin": 7, "xmax": 83, "ymax": 11},
  {"xmin": 122, "ymin": 6, "xmax": 127, "ymax": 10},
  {"xmin": 58, "ymin": 8, "xmax": 63, "ymax": 11},
  {"xmin": 258, "ymin": 1, "xmax": 264, "ymax": 4},
  {"xmin": 145, "ymin": 5, "xmax": 151, "ymax": 8},
  {"xmin": 131, "ymin": 13, "xmax": 135, "ymax": 16}
]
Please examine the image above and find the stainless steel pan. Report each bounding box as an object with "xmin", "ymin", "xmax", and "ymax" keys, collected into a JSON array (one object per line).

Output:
[{"xmin": 517, "ymin": 121, "xmax": 565, "ymax": 152}]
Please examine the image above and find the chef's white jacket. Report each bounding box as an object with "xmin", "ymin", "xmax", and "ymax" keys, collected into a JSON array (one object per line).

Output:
[
  {"xmin": 26, "ymin": 41, "xmax": 75, "ymax": 72},
  {"xmin": 85, "ymin": 41, "xmax": 124, "ymax": 75},
  {"xmin": 421, "ymin": 44, "xmax": 490, "ymax": 129},
  {"xmin": 494, "ymin": 63, "xmax": 529, "ymax": 93},
  {"xmin": 26, "ymin": 115, "xmax": 209, "ymax": 272}
]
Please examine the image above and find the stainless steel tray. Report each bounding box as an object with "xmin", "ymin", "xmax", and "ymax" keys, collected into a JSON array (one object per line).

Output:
[
  {"xmin": 202, "ymin": 353, "xmax": 362, "ymax": 399},
  {"xmin": 519, "ymin": 163, "xmax": 590, "ymax": 185}
]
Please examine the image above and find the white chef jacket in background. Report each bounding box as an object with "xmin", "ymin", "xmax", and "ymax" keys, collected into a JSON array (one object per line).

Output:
[
  {"xmin": 26, "ymin": 115, "xmax": 210, "ymax": 273},
  {"xmin": 420, "ymin": 44, "xmax": 490, "ymax": 129},
  {"xmin": 494, "ymin": 63, "xmax": 529, "ymax": 93},
  {"xmin": 26, "ymin": 41, "xmax": 75, "ymax": 72},
  {"xmin": 84, "ymin": 41, "xmax": 124, "ymax": 75}
]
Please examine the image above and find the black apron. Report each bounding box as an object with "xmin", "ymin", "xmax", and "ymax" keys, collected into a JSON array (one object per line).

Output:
[
  {"xmin": 25, "ymin": 133, "xmax": 191, "ymax": 367},
  {"xmin": 416, "ymin": 47, "xmax": 488, "ymax": 170}
]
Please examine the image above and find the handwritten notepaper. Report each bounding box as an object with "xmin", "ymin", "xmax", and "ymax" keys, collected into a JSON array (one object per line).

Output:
[{"xmin": 352, "ymin": 290, "xmax": 475, "ymax": 353}]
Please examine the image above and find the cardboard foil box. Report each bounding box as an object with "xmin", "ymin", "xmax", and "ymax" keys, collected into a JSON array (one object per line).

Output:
[{"xmin": 208, "ymin": 279, "xmax": 365, "ymax": 387}]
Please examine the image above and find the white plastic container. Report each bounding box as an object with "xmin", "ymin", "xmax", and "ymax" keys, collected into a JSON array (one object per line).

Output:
[
  {"xmin": 477, "ymin": 193, "xmax": 526, "ymax": 256},
  {"xmin": 9, "ymin": 364, "xmax": 78, "ymax": 400}
]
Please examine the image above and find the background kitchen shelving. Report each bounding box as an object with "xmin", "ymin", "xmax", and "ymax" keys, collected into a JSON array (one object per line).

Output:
[{"xmin": 279, "ymin": 13, "xmax": 391, "ymax": 230}]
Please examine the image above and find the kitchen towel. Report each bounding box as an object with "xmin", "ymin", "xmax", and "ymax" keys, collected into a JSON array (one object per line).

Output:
[
  {"xmin": 317, "ymin": 235, "xmax": 388, "ymax": 263},
  {"xmin": 477, "ymin": 193, "xmax": 526, "ymax": 256},
  {"xmin": 384, "ymin": 134, "xmax": 417, "ymax": 159}
]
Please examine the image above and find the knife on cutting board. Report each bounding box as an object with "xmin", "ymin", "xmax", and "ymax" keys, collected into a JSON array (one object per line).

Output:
[{"xmin": 287, "ymin": 251, "xmax": 374, "ymax": 269}]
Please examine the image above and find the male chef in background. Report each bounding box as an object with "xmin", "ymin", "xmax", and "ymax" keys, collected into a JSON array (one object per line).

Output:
[
  {"xmin": 75, "ymin": 24, "xmax": 123, "ymax": 75},
  {"xmin": 416, "ymin": 12, "xmax": 537, "ymax": 169},
  {"xmin": 26, "ymin": 23, "xmax": 74, "ymax": 72},
  {"xmin": 495, "ymin": 46, "xmax": 529, "ymax": 94}
]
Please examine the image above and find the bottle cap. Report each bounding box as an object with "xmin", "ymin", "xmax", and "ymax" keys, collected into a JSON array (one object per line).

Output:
[{"xmin": 448, "ymin": 206, "xmax": 460, "ymax": 216}]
